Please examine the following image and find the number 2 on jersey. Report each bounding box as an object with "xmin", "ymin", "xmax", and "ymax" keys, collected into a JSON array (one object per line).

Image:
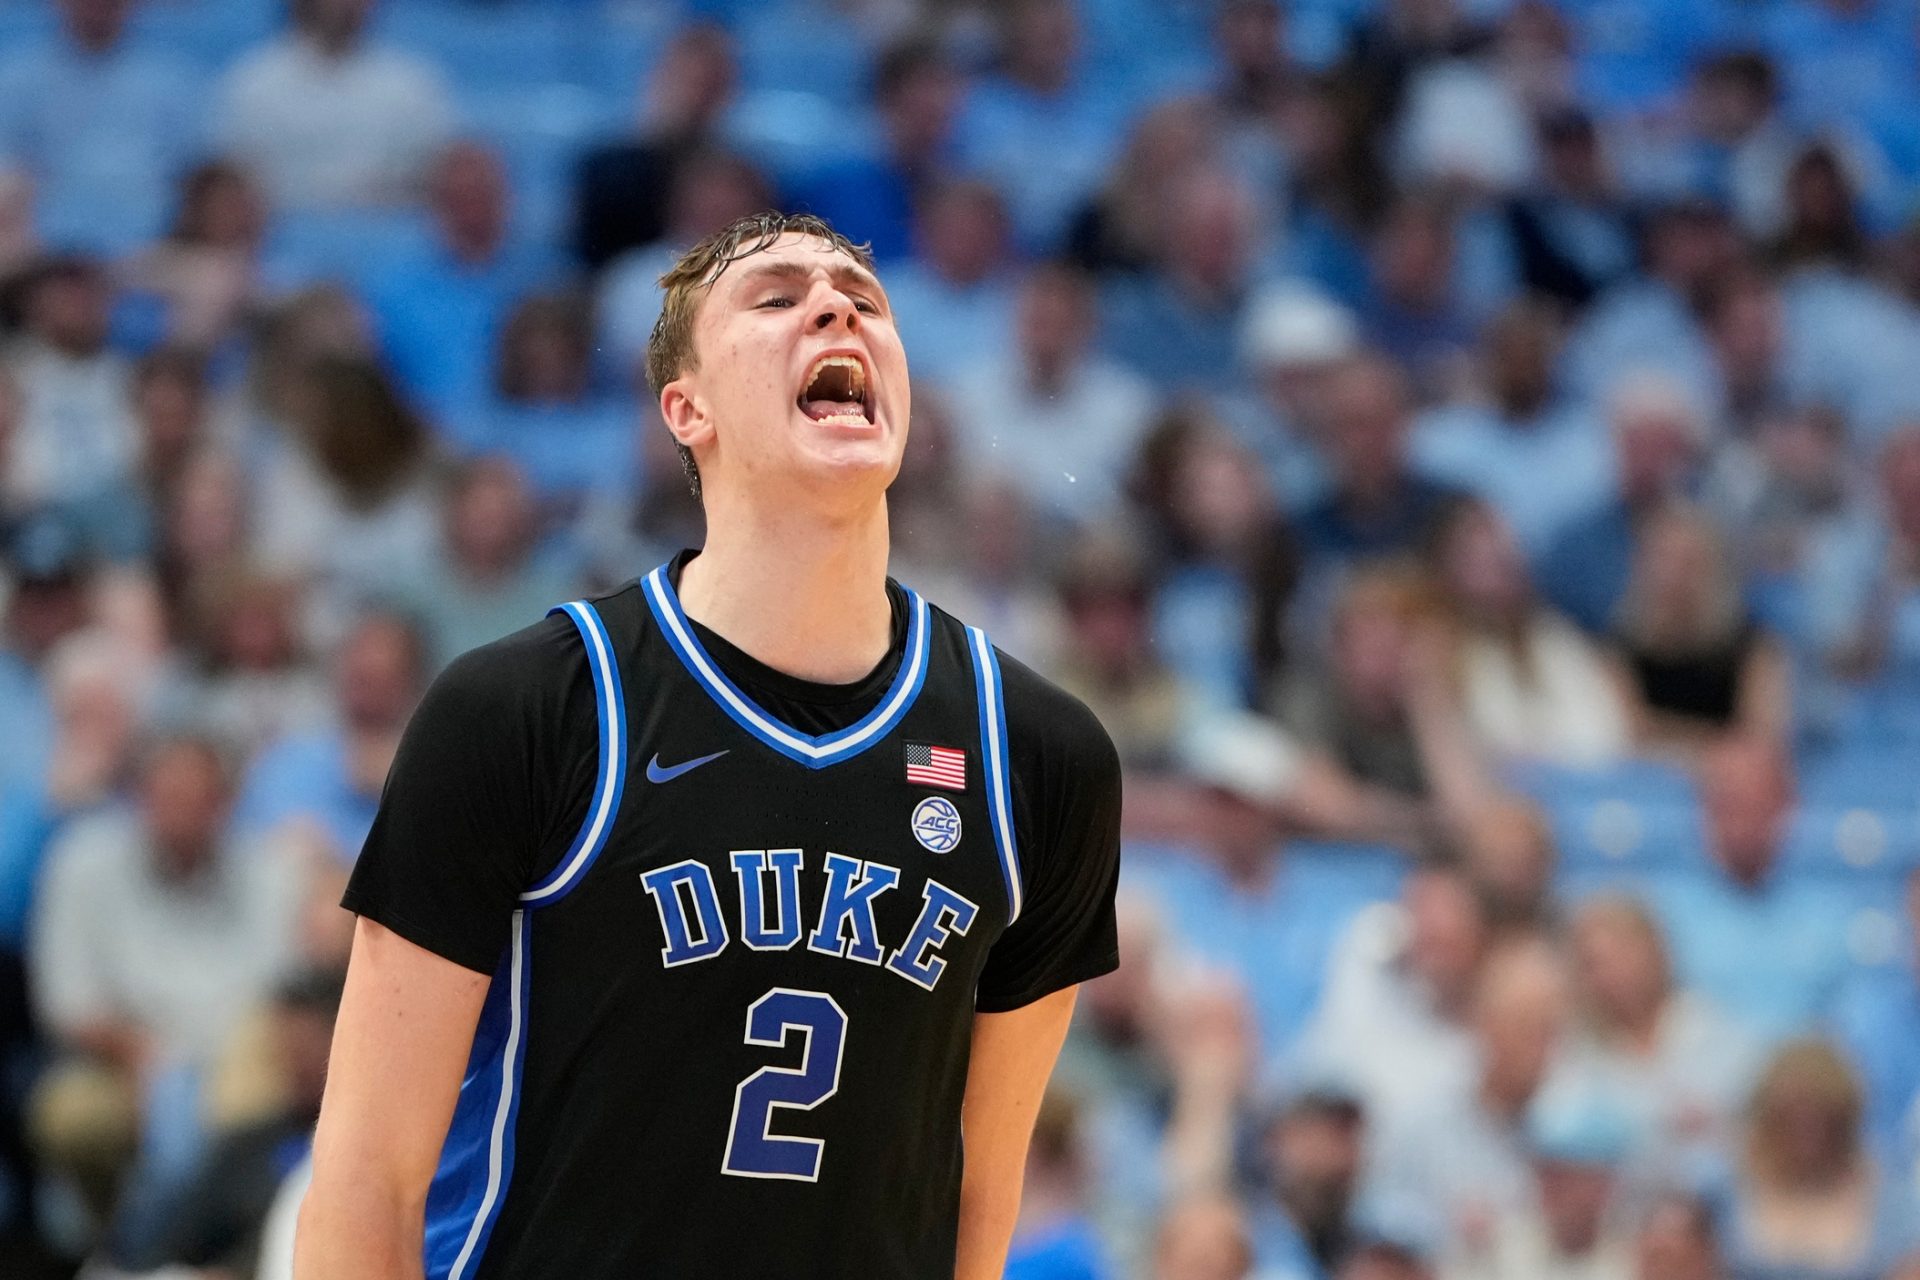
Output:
[{"xmin": 722, "ymin": 988, "xmax": 847, "ymax": 1180}]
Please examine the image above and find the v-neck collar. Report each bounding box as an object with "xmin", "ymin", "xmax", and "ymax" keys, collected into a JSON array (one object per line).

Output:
[{"xmin": 640, "ymin": 561, "xmax": 930, "ymax": 769}]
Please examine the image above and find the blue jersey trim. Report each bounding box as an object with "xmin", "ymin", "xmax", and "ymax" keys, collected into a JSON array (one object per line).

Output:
[
  {"xmin": 424, "ymin": 910, "xmax": 532, "ymax": 1280},
  {"xmin": 966, "ymin": 627, "xmax": 1023, "ymax": 924},
  {"xmin": 522, "ymin": 601, "xmax": 627, "ymax": 905},
  {"xmin": 639, "ymin": 564, "xmax": 930, "ymax": 770}
]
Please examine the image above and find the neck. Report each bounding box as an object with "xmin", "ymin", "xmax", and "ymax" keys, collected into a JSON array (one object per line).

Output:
[{"xmin": 678, "ymin": 498, "xmax": 894, "ymax": 684}]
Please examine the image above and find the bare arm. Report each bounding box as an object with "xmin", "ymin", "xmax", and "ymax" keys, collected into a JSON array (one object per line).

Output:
[
  {"xmin": 295, "ymin": 918, "xmax": 491, "ymax": 1279},
  {"xmin": 953, "ymin": 986, "xmax": 1079, "ymax": 1280}
]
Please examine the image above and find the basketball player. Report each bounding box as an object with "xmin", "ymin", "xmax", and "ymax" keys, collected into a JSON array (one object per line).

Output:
[{"xmin": 295, "ymin": 213, "xmax": 1122, "ymax": 1278}]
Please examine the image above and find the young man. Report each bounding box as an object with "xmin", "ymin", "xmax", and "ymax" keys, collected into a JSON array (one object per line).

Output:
[{"xmin": 295, "ymin": 212, "xmax": 1123, "ymax": 1278}]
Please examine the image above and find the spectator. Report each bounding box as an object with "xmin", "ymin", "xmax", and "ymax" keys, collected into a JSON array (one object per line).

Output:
[
  {"xmin": 1801, "ymin": 424, "xmax": 1920, "ymax": 695},
  {"xmin": 1700, "ymin": 267, "xmax": 1791, "ymax": 439},
  {"xmin": 1223, "ymin": 282, "xmax": 1360, "ymax": 511},
  {"xmin": 787, "ymin": 37, "xmax": 964, "ymax": 263},
  {"xmin": 1446, "ymin": 1090, "xmax": 1637, "ymax": 1280},
  {"xmin": 1004, "ymin": 1088, "xmax": 1115, "ymax": 1280},
  {"xmin": 1427, "ymin": 499, "xmax": 1632, "ymax": 769},
  {"xmin": 1829, "ymin": 867, "xmax": 1920, "ymax": 1165},
  {"xmin": 1500, "ymin": 109, "xmax": 1636, "ymax": 310},
  {"xmin": 573, "ymin": 23, "xmax": 738, "ymax": 270},
  {"xmin": 1612, "ymin": 503, "xmax": 1791, "ymax": 755},
  {"xmin": 0, "ymin": 0, "xmax": 199, "ymax": 252},
  {"xmin": 1248, "ymin": 1083, "xmax": 1368, "ymax": 1280},
  {"xmin": 1720, "ymin": 1039, "xmax": 1920, "ymax": 1280},
  {"xmin": 1128, "ymin": 409, "xmax": 1296, "ymax": 706},
  {"xmin": 1703, "ymin": 404, "xmax": 1854, "ymax": 589},
  {"xmin": 1295, "ymin": 353, "xmax": 1464, "ymax": 571},
  {"xmin": 946, "ymin": 263, "xmax": 1157, "ymax": 530},
  {"xmin": 232, "ymin": 611, "xmax": 426, "ymax": 864},
  {"xmin": 1682, "ymin": 53, "xmax": 1800, "ymax": 242},
  {"xmin": 1066, "ymin": 98, "xmax": 1220, "ymax": 279},
  {"xmin": 406, "ymin": 456, "xmax": 580, "ymax": 668},
  {"xmin": 1213, "ymin": 1, "xmax": 1295, "ymax": 131},
  {"xmin": 1356, "ymin": 194, "xmax": 1477, "ymax": 399},
  {"xmin": 1653, "ymin": 737, "xmax": 1853, "ymax": 1042},
  {"xmin": 1537, "ymin": 374, "xmax": 1706, "ymax": 633},
  {"xmin": 1301, "ymin": 866, "xmax": 1491, "ymax": 1127},
  {"xmin": 1364, "ymin": 940, "xmax": 1578, "ymax": 1259},
  {"xmin": 216, "ymin": 0, "xmax": 454, "ymax": 211},
  {"xmin": 1771, "ymin": 142, "xmax": 1870, "ymax": 275},
  {"xmin": 596, "ymin": 148, "xmax": 776, "ymax": 386},
  {"xmin": 251, "ymin": 354, "xmax": 441, "ymax": 618},
  {"xmin": 1412, "ymin": 297, "xmax": 1612, "ymax": 557},
  {"xmin": 1566, "ymin": 895, "xmax": 1763, "ymax": 1177},
  {"xmin": 128, "ymin": 348, "xmax": 215, "ymax": 541},
  {"xmin": 1100, "ymin": 168, "xmax": 1261, "ymax": 394},
  {"xmin": 28, "ymin": 736, "xmax": 302, "ymax": 1225},
  {"xmin": 955, "ymin": 0, "xmax": 1127, "ymax": 253},
  {"xmin": 1452, "ymin": 797, "xmax": 1557, "ymax": 939},
  {"xmin": 883, "ymin": 179, "xmax": 1021, "ymax": 387},
  {"xmin": 109, "ymin": 966, "xmax": 343, "ymax": 1275},
  {"xmin": 366, "ymin": 141, "xmax": 559, "ymax": 433},
  {"xmin": 178, "ymin": 570, "xmax": 331, "ymax": 759},
  {"xmin": 468, "ymin": 290, "xmax": 633, "ymax": 520},
  {"xmin": 120, "ymin": 161, "xmax": 270, "ymax": 351},
  {"xmin": 2, "ymin": 256, "xmax": 142, "ymax": 557}
]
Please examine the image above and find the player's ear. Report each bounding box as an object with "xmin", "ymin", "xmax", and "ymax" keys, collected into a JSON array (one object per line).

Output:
[{"xmin": 660, "ymin": 377, "xmax": 714, "ymax": 452}]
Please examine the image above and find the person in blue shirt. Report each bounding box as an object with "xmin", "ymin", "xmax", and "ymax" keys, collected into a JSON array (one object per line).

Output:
[
  {"xmin": 882, "ymin": 179, "xmax": 1023, "ymax": 388},
  {"xmin": 0, "ymin": 0, "xmax": 201, "ymax": 254},
  {"xmin": 1100, "ymin": 169, "xmax": 1261, "ymax": 396},
  {"xmin": 1652, "ymin": 736, "xmax": 1854, "ymax": 1044},
  {"xmin": 233, "ymin": 612, "xmax": 427, "ymax": 865},
  {"xmin": 365, "ymin": 141, "xmax": 559, "ymax": 440},
  {"xmin": 786, "ymin": 38, "xmax": 963, "ymax": 264}
]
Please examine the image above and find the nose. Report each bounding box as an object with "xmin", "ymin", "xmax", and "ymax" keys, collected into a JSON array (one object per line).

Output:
[{"xmin": 810, "ymin": 287, "xmax": 859, "ymax": 334}]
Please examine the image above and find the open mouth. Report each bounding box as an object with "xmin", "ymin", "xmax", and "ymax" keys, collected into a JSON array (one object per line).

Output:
[{"xmin": 797, "ymin": 354, "xmax": 874, "ymax": 426}]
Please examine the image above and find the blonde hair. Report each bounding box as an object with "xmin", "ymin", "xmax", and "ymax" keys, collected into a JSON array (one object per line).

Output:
[
  {"xmin": 1745, "ymin": 1038, "xmax": 1864, "ymax": 1189},
  {"xmin": 1613, "ymin": 502, "xmax": 1745, "ymax": 656}
]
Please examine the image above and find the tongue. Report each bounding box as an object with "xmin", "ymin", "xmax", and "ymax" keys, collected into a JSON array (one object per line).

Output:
[{"xmin": 802, "ymin": 398, "xmax": 864, "ymax": 421}]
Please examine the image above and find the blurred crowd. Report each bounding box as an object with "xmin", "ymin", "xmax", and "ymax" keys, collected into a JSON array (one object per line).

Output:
[{"xmin": 2, "ymin": 0, "xmax": 1920, "ymax": 1275}]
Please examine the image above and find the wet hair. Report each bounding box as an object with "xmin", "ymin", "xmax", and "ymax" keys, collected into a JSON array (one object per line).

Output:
[{"xmin": 645, "ymin": 211, "xmax": 874, "ymax": 499}]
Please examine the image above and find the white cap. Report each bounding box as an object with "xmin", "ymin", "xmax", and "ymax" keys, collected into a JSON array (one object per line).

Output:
[
  {"xmin": 1240, "ymin": 283, "xmax": 1359, "ymax": 371},
  {"xmin": 1177, "ymin": 708, "xmax": 1307, "ymax": 808}
]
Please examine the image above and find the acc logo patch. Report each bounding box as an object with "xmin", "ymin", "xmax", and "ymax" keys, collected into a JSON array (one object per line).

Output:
[{"xmin": 911, "ymin": 796, "xmax": 963, "ymax": 854}]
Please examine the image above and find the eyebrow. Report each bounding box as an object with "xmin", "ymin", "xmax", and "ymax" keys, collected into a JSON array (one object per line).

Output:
[{"xmin": 730, "ymin": 258, "xmax": 886, "ymax": 303}]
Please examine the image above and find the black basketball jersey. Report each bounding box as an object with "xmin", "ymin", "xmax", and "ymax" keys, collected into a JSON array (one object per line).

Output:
[{"xmin": 342, "ymin": 556, "xmax": 1122, "ymax": 1279}]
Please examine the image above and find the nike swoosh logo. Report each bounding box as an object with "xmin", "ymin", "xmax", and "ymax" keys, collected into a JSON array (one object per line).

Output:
[{"xmin": 646, "ymin": 750, "xmax": 729, "ymax": 783}]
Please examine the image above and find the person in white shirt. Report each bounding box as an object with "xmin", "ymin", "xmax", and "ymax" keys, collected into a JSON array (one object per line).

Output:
[{"xmin": 215, "ymin": 0, "xmax": 455, "ymax": 211}]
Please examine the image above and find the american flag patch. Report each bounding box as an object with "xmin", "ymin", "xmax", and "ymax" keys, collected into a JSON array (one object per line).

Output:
[{"xmin": 905, "ymin": 742, "xmax": 967, "ymax": 791}]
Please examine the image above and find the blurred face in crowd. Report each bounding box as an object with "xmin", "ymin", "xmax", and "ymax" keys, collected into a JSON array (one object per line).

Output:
[
  {"xmin": 1645, "ymin": 206, "xmax": 1736, "ymax": 290},
  {"xmin": 1707, "ymin": 274, "xmax": 1783, "ymax": 385},
  {"xmin": 1405, "ymin": 868, "xmax": 1489, "ymax": 1016},
  {"xmin": 166, "ymin": 452, "xmax": 247, "ymax": 571},
  {"xmin": 1747, "ymin": 1041, "xmax": 1863, "ymax": 1188},
  {"xmin": 1171, "ymin": 429, "xmax": 1270, "ymax": 556},
  {"xmin": 1536, "ymin": 1157, "xmax": 1619, "ymax": 1256},
  {"xmin": 1692, "ymin": 61, "xmax": 1774, "ymax": 144},
  {"xmin": 1372, "ymin": 202, "xmax": 1455, "ymax": 311},
  {"xmin": 1323, "ymin": 357, "xmax": 1412, "ymax": 497},
  {"xmin": 878, "ymin": 52, "xmax": 962, "ymax": 161},
  {"xmin": 1460, "ymin": 798, "xmax": 1554, "ymax": 928},
  {"xmin": 1438, "ymin": 504, "xmax": 1532, "ymax": 622},
  {"xmin": 431, "ymin": 143, "xmax": 509, "ymax": 262},
  {"xmin": 1081, "ymin": 897, "xmax": 1162, "ymax": 1043},
  {"xmin": 1006, "ymin": 0, "xmax": 1079, "ymax": 93},
  {"xmin": 175, "ymin": 163, "xmax": 266, "ymax": 251},
  {"xmin": 917, "ymin": 183, "xmax": 1009, "ymax": 288},
  {"xmin": 1879, "ymin": 428, "xmax": 1920, "ymax": 546},
  {"xmin": 1474, "ymin": 942, "xmax": 1569, "ymax": 1108},
  {"xmin": 1153, "ymin": 1195, "xmax": 1253, "ymax": 1280},
  {"xmin": 27, "ymin": 265, "xmax": 112, "ymax": 357},
  {"xmin": 643, "ymin": 25, "xmax": 736, "ymax": 133},
  {"xmin": 1218, "ymin": 1, "xmax": 1285, "ymax": 77},
  {"xmin": 1016, "ymin": 267, "xmax": 1096, "ymax": 382},
  {"xmin": 448, "ymin": 459, "xmax": 538, "ymax": 577},
  {"xmin": 666, "ymin": 152, "xmax": 773, "ymax": 248},
  {"xmin": 135, "ymin": 355, "xmax": 207, "ymax": 472},
  {"xmin": 59, "ymin": 0, "xmax": 130, "ymax": 52},
  {"xmin": 1572, "ymin": 898, "xmax": 1670, "ymax": 1031},
  {"xmin": 1634, "ymin": 1195, "xmax": 1720, "ymax": 1280},
  {"xmin": 1699, "ymin": 737, "xmax": 1793, "ymax": 888},
  {"xmin": 665, "ymin": 231, "xmax": 909, "ymax": 511},
  {"xmin": 1266, "ymin": 1100, "xmax": 1365, "ymax": 1235},
  {"xmin": 295, "ymin": 0, "xmax": 374, "ymax": 51},
  {"xmin": 141, "ymin": 741, "xmax": 232, "ymax": 878},
  {"xmin": 1480, "ymin": 302, "xmax": 1561, "ymax": 421},
  {"xmin": 1611, "ymin": 388, "xmax": 1700, "ymax": 506},
  {"xmin": 1165, "ymin": 172, "xmax": 1255, "ymax": 301},
  {"xmin": 214, "ymin": 578, "xmax": 301, "ymax": 672},
  {"xmin": 1540, "ymin": 115, "xmax": 1606, "ymax": 199},
  {"xmin": 336, "ymin": 616, "xmax": 423, "ymax": 734},
  {"xmin": 1332, "ymin": 586, "xmax": 1412, "ymax": 718}
]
